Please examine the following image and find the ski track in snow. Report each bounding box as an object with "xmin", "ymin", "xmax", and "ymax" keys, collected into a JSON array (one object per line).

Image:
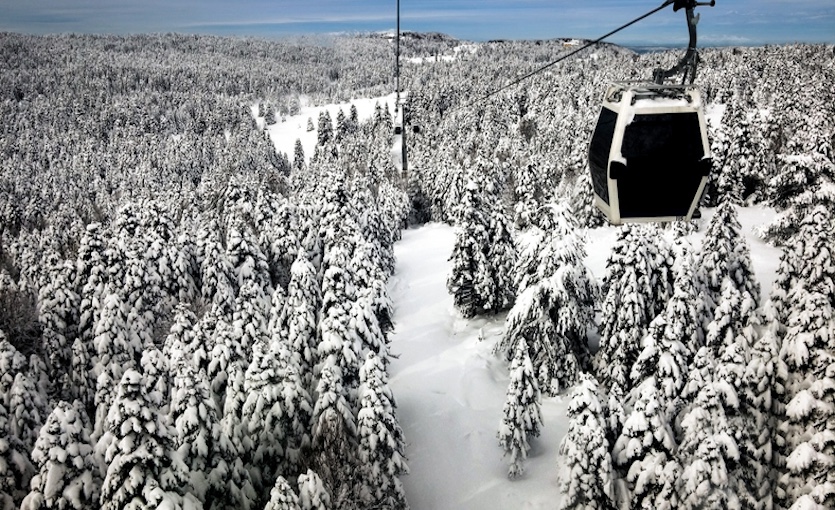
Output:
[
  {"xmin": 386, "ymin": 206, "xmax": 781, "ymax": 510},
  {"xmin": 387, "ymin": 223, "xmax": 569, "ymax": 510}
]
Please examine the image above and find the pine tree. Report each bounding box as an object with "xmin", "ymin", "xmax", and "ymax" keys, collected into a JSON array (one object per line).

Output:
[
  {"xmin": 346, "ymin": 239, "xmax": 389, "ymax": 360},
  {"xmin": 447, "ymin": 178, "xmax": 494, "ymax": 318},
  {"xmin": 205, "ymin": 368, "xmax": 256, "ymax": 510},
  {"xmin": 690, "ymin": 272, "xmax": 761, "ymax": 510},
  {"xmin": 335, "ymin": 109, "xmax": 347, "ymax": 142},
  {"xmin": 494, "ymin": 283, "xmax": 560, "ymax": 393},
  {"xmin": 786, "ymin": 206, "xmax": 833, "ymax": 309},
  {"xmin": 697, "ymin": 200, "xmax": 761, "ymax": 328},
  {"xmin": 98, "ymin": 370, "xmax": 179, "ymax": 510},
  {"xmin": 739, "ymin": 323, "xmax": 782, "ymax": 510},
  {"xmin": 69, "ymin": 335, "xmax": 95, "ymax": 423},
  {"xmin": 311, "ymin": 362, "xmax": 357, "ymax": 508},
  {"xmin": 595, "ymin": 226, "xmax": 667, "ymax": 393},
  {"xmin": 761, "ymin": 142, "xmax": 835, "ymax": 244},
  {"xmin": 281, "ymin": 253, "xmax": 321, "ymax": 390},
  {"xmin": 570, "ymin": 169, "xmax": 605, "ymax": 229},
  {"xmin": 318, "ymin": 242, "xmax": 363, "ymax": 390},
  {"xmin": 226, "ymin": 217, "xmax": 271, "ymax": 293},
  {"xmin": 644, "ymin": 228, "xmax": 676, "ymax": 319},
  {"xmin": 485, "ymin": 206, "xmax": 517, "ymax": 313},
  {"xmin": 207, "ymin": 315, "xmax": 235, "ymax": 407},
  {"xmin": 496, "ymin": 213, "xmax": 596, "ymax": 394},
  {"xmin": 37, "ymin": 260, "xmax": 79, "ymax": 401},
  {"xmin": 662, "ymin": 247, "xmax": 704, "ymax": 356},
  {"xmin": 297, "ymin": 469, "xmax": 331, "ymax": 510},
  {"xmin": 716, "ymin": 340, "xmax": 754, "ymax": 509},
  {"xmin": 241, "ymin": 342, "xmax": 286, "ymax": 499},
  {"xmin": 356, "ymin": 352, "xmax": 409, "ymax": 508},
  {"xmin": 0, "ymin": 331, "xmax": 26, "ymax": 401},
  {"xmin": 676, "ymin": 380, "xmax": 741, "ymax": 509},
  {"xmin": 318, "ymin": 110, "xmax": 334, "ymax": 146},
  {"xmin": 170, "ymin": 358, "xmax": 219, "ymax": 504},
  {"xmin": 265, "ymin": 476, "xmax": 301, "ymax": 510},
  {"xmin": 603, "ymin": 381, "xmax": 627, "ymax": 457},
  {"xmin": 20, "ymin": 401, "xmax": 100, "ymax": 510},
  {"xmin": 628, "ymin": 315, "xmax": 690, "ymax": 410},
  {"xmin": 7, "ymin": 372, "xmax": 46, "ymax": 453},
  {"xmin": 775, "ymin": 285, "xmax": 835, "ymax": 509},
  {"xmin": 27, "ymin": 355, "xmax": 50, "ymax": 410},
  {"xmin": 140, "ymin": 347, "xmax": 170, "ymax": 408},
  {"xmin": 612, "ymin": 381, "xmax": 681, "ymax": 510},
  {"xmin": 498, "ymin": 339, "xmax": 543, "ymax": 479},
  {"xmin": 91, "ymin": 291, "xmax": 141, "ymax": 386},
  {"xmin": 75, "ymin": 223, "xmax": 109, "ymax": 354},
  {"xmin": 557, "ymin": 373, "xmax": 616, "ymax": 510},
  {"xmin": 770, "ymin": 205, "xmax": 835, "ymax": 510},
  {"xmin": 195, "ymin": 220, "xmax": 236, "ymax": 313},
  {"xmin": 162, "ymin": 303, "xmax": 199, "ymax": 370},
  {"xmin": 349, "ymin": 104, "xmax": 358, "ymax": 130},
  {"xmin": 512, "ymin": 162, "xmax": 542, "ymax": 228},
  {"xmin": 293, "ymin": 139, "xmax": 306, "ymax": 172},
  {"xmin": 264, "ymin": 202, "xmax": 302, "ymax": 291},
  {"xmin": 230, "ymin": 278, "xmax": 270, "ymax": 365},
  {"xmin": 275, "ymin": 363, "xmax": 313, "ymax": 479},
  {"xmin": 0, "ymin": 400, "xmax": 35, "ymax": 509},
  {"xmin": 705, "ymin": 278, "xmax": 760, "ymax": 359},
  {"xmin": 707, "ymin": 101, "xmax": 747, "ymax": 205},
  {"xmin": 512, "ymin": 202, "xmax": 577, "ymax": 294}
]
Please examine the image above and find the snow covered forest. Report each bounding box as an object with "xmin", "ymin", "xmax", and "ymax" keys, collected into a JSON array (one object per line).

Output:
[{"xmin": 0, "ymin": 31, "xmax": 833, "ymax": 509}]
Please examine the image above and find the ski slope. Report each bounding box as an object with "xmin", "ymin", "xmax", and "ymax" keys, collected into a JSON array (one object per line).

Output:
[
  {"xmin": 387, "ymin": 223, "xmax": 571, "ymax": 510},
  {"xmin": 265, "ymin": 93, "xmax": 399, "ymax": 164},
  {"xmin": 386, "ymin": 206, "xmax": 781, "ymax": 509}
]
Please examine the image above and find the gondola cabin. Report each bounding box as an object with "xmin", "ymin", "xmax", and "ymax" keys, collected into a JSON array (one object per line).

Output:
[{"xmin": 588, "ymin": 83, "xmax": 712, "ymax": 224}]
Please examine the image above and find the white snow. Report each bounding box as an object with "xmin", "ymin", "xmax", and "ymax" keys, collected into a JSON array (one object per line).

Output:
[
  {"xmin": 259, "ymin": 91, "xmax": 785, "ymax": 509},
  {"xmin": 632, "ymin": 97, "xmax": 695, "ymax": 109},
  {"xmin": 265, "ymin": 93, "xmax": 399, "ymax": 163},
  {"xmin": 706, "ymin": 103, "xmax": 726, "ymax": 129},
  {"xmin": 387, "ymin": 223, "xmax": 570, "ymax": 509},
  {"xmin": 407, "ymin": 44, "xmax": 478, "ymax": 64},
  {"xmin": 387, "ymin": 205, "xmax": 781, "ymax": 509}
]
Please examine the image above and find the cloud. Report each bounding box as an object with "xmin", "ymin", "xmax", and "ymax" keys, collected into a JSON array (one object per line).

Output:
[{"xmin": 0, "ymin": 0, "xmax": 830, "ymax": 44}]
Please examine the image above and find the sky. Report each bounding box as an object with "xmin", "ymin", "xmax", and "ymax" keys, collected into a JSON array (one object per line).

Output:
[{"xmin": 1, "ymin": 0, "xmax": 833, "ymax": 46}]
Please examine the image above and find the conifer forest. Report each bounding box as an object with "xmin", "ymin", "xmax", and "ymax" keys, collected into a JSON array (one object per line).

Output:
[{"xmin": 0, "ymin": 32, "xmax": 833, "ymax": 509}]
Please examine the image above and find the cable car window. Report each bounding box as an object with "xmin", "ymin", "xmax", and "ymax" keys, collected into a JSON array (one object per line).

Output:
[
  {"xmin": 621, "ymin": 112, "xmax": 703, "ymax": 161},
  {"xmin": 618, "ymin": 112, "xmax": 705, "ymax": 218},
  {"xmin": 588, "ymin": 107, "xmax": 617, "ymax": 205}
]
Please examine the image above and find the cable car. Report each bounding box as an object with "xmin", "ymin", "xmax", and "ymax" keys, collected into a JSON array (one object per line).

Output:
[
  {"xmin": 588, "ymin": 83, "xmax": 711, "ymax": 224},
  {"xmin": 586, "ymin": 0, "xmax": 715, "ymax": 224}
]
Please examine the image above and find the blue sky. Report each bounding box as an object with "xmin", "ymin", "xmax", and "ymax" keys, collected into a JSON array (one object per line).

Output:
[{"xmin": 1, "ymin": 1, "xmax": 832, "ymax": 46}]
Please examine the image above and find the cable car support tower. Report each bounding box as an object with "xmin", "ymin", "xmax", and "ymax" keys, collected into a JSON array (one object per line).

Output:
[{"xmin": 394, "ymin": 0, "xmax": 408, "ymax": 180}]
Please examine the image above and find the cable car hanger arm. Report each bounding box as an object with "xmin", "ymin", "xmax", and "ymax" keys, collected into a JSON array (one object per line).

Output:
[{"xmin": 653, "ymin": 0, "xmax": 716, "ymax": 85}]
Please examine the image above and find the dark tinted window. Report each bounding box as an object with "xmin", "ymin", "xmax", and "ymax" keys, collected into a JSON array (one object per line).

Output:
[
  {"xmin": 588, "ymin": 107, "xmax": 617, "ymax": 205},
  {"xmin": 617, "ymin": 112, "xmax": 707, "ymax": 219}
]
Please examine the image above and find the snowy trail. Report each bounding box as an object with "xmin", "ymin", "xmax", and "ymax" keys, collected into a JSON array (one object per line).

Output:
[
  {"xmin": 384, "ymin": 207, "xmax": 781, "ymax": 509},
  {"xmin": 387, "ymin": 223, "xmax": 568, "ymax": 510}
]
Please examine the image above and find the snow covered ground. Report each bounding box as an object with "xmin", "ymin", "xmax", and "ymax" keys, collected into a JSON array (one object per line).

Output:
[
  {"xmin": 265, "ymin": 93, "xmax": 399, "ymax": 164},
  {"xmin": 259, "ymin": 94, "xmax": 784, "ymax": 509},
  {"xmin": 386, "ymin": 206, "xmax": 781, "ymax": 509}
]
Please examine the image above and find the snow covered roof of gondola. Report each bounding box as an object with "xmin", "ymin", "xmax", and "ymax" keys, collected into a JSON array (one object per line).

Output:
[{"xmin": 631, "ymin": 96, "xmax": 699, "ymax": 109}]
